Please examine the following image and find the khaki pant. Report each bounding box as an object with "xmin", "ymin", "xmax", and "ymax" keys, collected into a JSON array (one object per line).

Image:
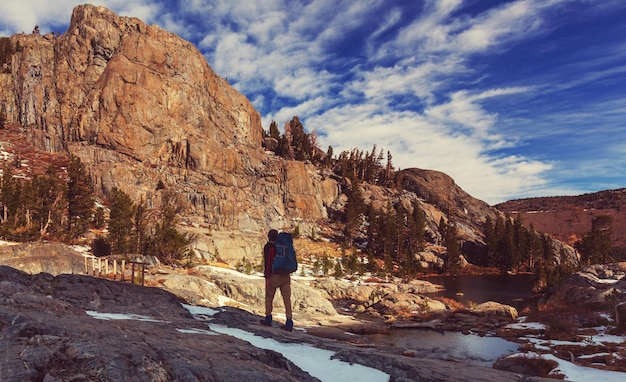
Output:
[{"xmin": 264, "ymin": 273, "xmax": 292, "ymax": 320}]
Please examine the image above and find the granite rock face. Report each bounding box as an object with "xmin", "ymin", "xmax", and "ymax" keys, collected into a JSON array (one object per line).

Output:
[{"xmin": 0, "ymin": 5, "xmax": 339, "ymax": 262}]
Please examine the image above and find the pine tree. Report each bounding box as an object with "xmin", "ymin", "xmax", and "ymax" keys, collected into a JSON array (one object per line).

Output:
[
  {"xmin": 440, "ymin": 218, "xmax": 462, "ymax": 271},
  {"xmin": 108, "ymin": 187, "xmax": 136, "ymax": 254},
  {"xmin": 407, "ymin": 202, "xmax": 426, "ymax": 255},
  {"xmin": 144, "ymin": 190, "xmax": 193, "ymax": 264},
  {"xmin": 66, "ymin": 155, "xmax": 94, "ymax": 238},
  {"xmin": 134, "ymin": 199, "xmax": 148, "ymax": 254},
  {"xmin": 1, "ymin": 165, "xmax": 19, "ymax": 222},
  {"xmin": 333, "ymin": 258, "xmax": 343, "ymax": 279},
  {"xmin": 343, "ymin": 176, "xmax": 365, "ymax": 247},
  {"xmin": 268, "ymin": 120, "xmax": 280, "ymax": 140},
  {"xmin": 576, "ymin": 215, "xmax": 613, "ymax": 265},
  {"xmin": 288, "ymin": 116, "xmax": 312, "ymax": 161},
  {"xmin": 483, "ymin": 216, "xmax": 498, "ymax": 267}
]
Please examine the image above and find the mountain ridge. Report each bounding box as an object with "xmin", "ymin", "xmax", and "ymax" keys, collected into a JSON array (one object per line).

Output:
[{"xmin": 496, "ymin": 188, "xmax": 626, "ymax": 249}]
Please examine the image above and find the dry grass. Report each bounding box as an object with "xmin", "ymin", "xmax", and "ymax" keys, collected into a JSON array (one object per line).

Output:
[
  {"xmin": 433, "ymin": 296, "xmax": 466, "ymax": 311},
  {"xmin": 527, "ymin": 304, "xmax": 608, "ymax": 341}
]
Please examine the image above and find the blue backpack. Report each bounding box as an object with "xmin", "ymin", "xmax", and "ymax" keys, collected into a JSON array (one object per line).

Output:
[{"xmin": 272, "ymin": 232, "xmax": 298, "ymax": 274}]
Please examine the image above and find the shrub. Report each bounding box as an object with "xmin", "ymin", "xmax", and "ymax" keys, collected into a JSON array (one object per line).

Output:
[{"xmin": 91, "ymin": 236, "xmax": 111, "ymax": 257}]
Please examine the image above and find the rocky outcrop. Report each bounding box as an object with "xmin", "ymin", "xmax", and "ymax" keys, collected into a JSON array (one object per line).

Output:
[
  {"xmin": 0, "ymin": 242, "xmax": 86, "ymax": 274},
  {"xmin": 0, "ymin": 265, "xmax": 316, "ymax": 381},
  {"xmin": 311, "ymin": 278, "xmax": 443, "ymax": 302},
  {"xmin": 399, "ymin": 168, "xmax": 579, "ymax": 266},
  {"xmin": 544, "ymin": 262, "xmax": 626, "ymax": 307},
  {"xmin": 163, "ymin": 266, "xmax": 338, "ymax": 319}
]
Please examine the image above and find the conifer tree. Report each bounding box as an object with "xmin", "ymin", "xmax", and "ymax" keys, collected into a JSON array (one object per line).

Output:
[
  {"xmin": 407, "ymin": 202, "xmax": 426, "ymax": 255},
  {"xmin": 382, "ymin": 202, "xmax": 398, "ymax": 258},
  {"xmin": 343, "ymin": 176, "xmax": 365, "ymax": 247},
  {"xmin": 440, "ymin": 218, "xmax": 462, "ymax": 271},
  {"xmin": 333, "ymin": 258, "xmax": 343, "ymax": 279},
  {"xmin": 268, "ymin": 120, "xmax": 280, "ymax": 140},
  {"xmin": 144, "ymin": 190, "xmax": 193, "ymax": 264},
  {"xmin": 483, "ymin": 216, "xmax": 498, "ymax": 267},
  {"xmin": 325, "ymin": 145, "xmax": 334, "ymax": 168},
  {"xmin": 134, "ymin": 199, "xmax": 148, "ymax": 254},
  {"xmin": 108, "ymin": 187, "xmax": 136, "ymax": 254},
  {"xmin": 66, "ymin": 154, "xmax": 94, "ymax": 238},
  {"xmin": 576, "ymin": 215, "xmax": 613, "ymax": 265},
  {"xmin": 1, "ymin": 165, "xmax": 19, "ymax": 223}
]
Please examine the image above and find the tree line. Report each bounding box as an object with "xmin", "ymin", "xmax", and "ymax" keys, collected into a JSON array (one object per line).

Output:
[
  {"xmin": 98, "ymin": 187, "xmax": 194, "ymax": 264},
  {"xmin": 0, "ymin": 155, "xmax": 192, "ymax": 264},
  {"xmin": 0, "ymin": 155, "xmax": 93, "ymax": 241},
  {"xmin": 264, "ymin": 116, "xmax": 398, "ymax": 188}
]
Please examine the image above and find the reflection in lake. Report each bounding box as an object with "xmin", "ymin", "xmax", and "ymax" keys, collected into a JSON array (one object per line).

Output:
[
  {"xmin": 422, "ymin": 274, "xmax": 534, "ymax": 311},
  {"xmin": 367, "ymin": 329, "xmax": 520, "ymax": 366}
]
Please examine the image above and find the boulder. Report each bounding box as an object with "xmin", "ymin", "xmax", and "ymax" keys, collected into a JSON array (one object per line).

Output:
[
  {"xmin": 471, "ymin": 301, "xmax": 518, "ymax": 322},
  {"xmin": 545, "ymin": 262, "xmax": 626, "ymax": 307},
  {"xmin": 0, "ymin": 242, "xmax": 87, "ymax": 275},
  {"xmin": 374, "ymin": 292, "xmax": 449, "ymax": 316}
]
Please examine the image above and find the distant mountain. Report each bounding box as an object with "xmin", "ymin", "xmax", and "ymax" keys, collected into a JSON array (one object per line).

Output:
[{"xmin": 496, "ymin": 189, "xmax": 626, "ymax": 248}]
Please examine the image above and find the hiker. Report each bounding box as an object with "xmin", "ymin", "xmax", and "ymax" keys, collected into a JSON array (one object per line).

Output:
[{"xmin": 260, "ymin": 229, "xmax": 294, "ymax": 331}]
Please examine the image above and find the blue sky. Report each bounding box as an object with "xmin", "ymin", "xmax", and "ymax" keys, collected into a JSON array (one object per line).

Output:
[{"xmin": 1, "ymin": 1, "xmax": 626, "ymax": 205}]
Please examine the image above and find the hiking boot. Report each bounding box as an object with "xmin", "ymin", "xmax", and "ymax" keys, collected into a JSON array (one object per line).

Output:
[
  {"xmin": 281, "ymin": 318, "xmax": 293, "ymax": 331},
  {"xmin": 259, "ymin": 316, "xmax": 272, "ymax": 327}
]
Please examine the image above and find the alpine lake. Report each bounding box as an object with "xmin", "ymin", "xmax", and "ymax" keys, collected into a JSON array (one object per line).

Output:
[{"xmin": 364, "ymin": 274, "xmax": 533, "ymax": 366}]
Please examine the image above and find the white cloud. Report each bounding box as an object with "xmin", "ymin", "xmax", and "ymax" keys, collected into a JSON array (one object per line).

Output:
[
  {"xmin": 2, "ymin": 0, "xmax": 625, "ymax": 204},
  {"xmin": 0, "ymin": 1, "xmax": 162, "ymax": 35}
]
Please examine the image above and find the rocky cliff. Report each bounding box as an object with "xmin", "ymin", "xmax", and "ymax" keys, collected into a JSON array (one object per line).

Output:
[
  {"xmin": 0, "ymin": 4, "xmax": 576, "ymax": 267},
  {"xmin": 0, "ymin": 5, "xmax": 339, "ymax": 261}
]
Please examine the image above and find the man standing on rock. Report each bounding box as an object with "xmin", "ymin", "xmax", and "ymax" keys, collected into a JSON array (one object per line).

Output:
[{"xmin": 260, "ymin": 229, "xmax": 294, "ymax": 331}]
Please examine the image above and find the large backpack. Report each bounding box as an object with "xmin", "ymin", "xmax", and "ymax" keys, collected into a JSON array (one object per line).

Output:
[{"xmin": 272, "ymin": 232, "xmax": 298, "ymax": 274}]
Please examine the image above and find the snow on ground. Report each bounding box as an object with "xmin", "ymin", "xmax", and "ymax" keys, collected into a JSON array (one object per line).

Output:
[
  {"xmin": 198, "ymin": 265, "xmax": 263, "ymax": 280},
  {"xmin": 207, "ymin": 324, "xmax": 389, "ymax": 382},
  {"xmin": 86, "ymin": 305, "xmax": 390, "ymax": 381},
  {"xmin": 70, "ymin": 245, "xmax": 93, "ymax": 257},
  {"xmin": 504, "ymin": 321, "xmax": 547, "ymax": 331},
  {"xmin": 85, "ymin": 305, "xmax": 626, "ymax": 382},
  {"xmin": 175, "ymin": 328, "xmax": 219, "ymax": 336},
  {"xmin": 85, "ymin": 310, "xmax": 166, "ymax": 323}
]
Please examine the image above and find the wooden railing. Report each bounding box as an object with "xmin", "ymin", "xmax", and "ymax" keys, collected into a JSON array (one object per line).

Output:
[{"xmin": 84, "ymin": 256, "xmax": 146, "ymax": 286}]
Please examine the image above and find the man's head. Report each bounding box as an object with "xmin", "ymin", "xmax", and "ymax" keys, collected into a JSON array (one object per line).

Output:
[{"xmin": 268, "ymin": 229, "xmax": 278, "ymax": 241}]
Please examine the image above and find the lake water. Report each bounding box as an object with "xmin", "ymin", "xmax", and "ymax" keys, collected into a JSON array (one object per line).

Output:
[
  {"xmin": 367, "ymin": 330, "xmax": 520, "ymax": 366},
  {"xmin": 366, "ymin": 274, "xmax": 532, "ymax": 366},
  {"xmin": 423, "ymin": 273, "xmax": 534, "ymax": 311}
]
